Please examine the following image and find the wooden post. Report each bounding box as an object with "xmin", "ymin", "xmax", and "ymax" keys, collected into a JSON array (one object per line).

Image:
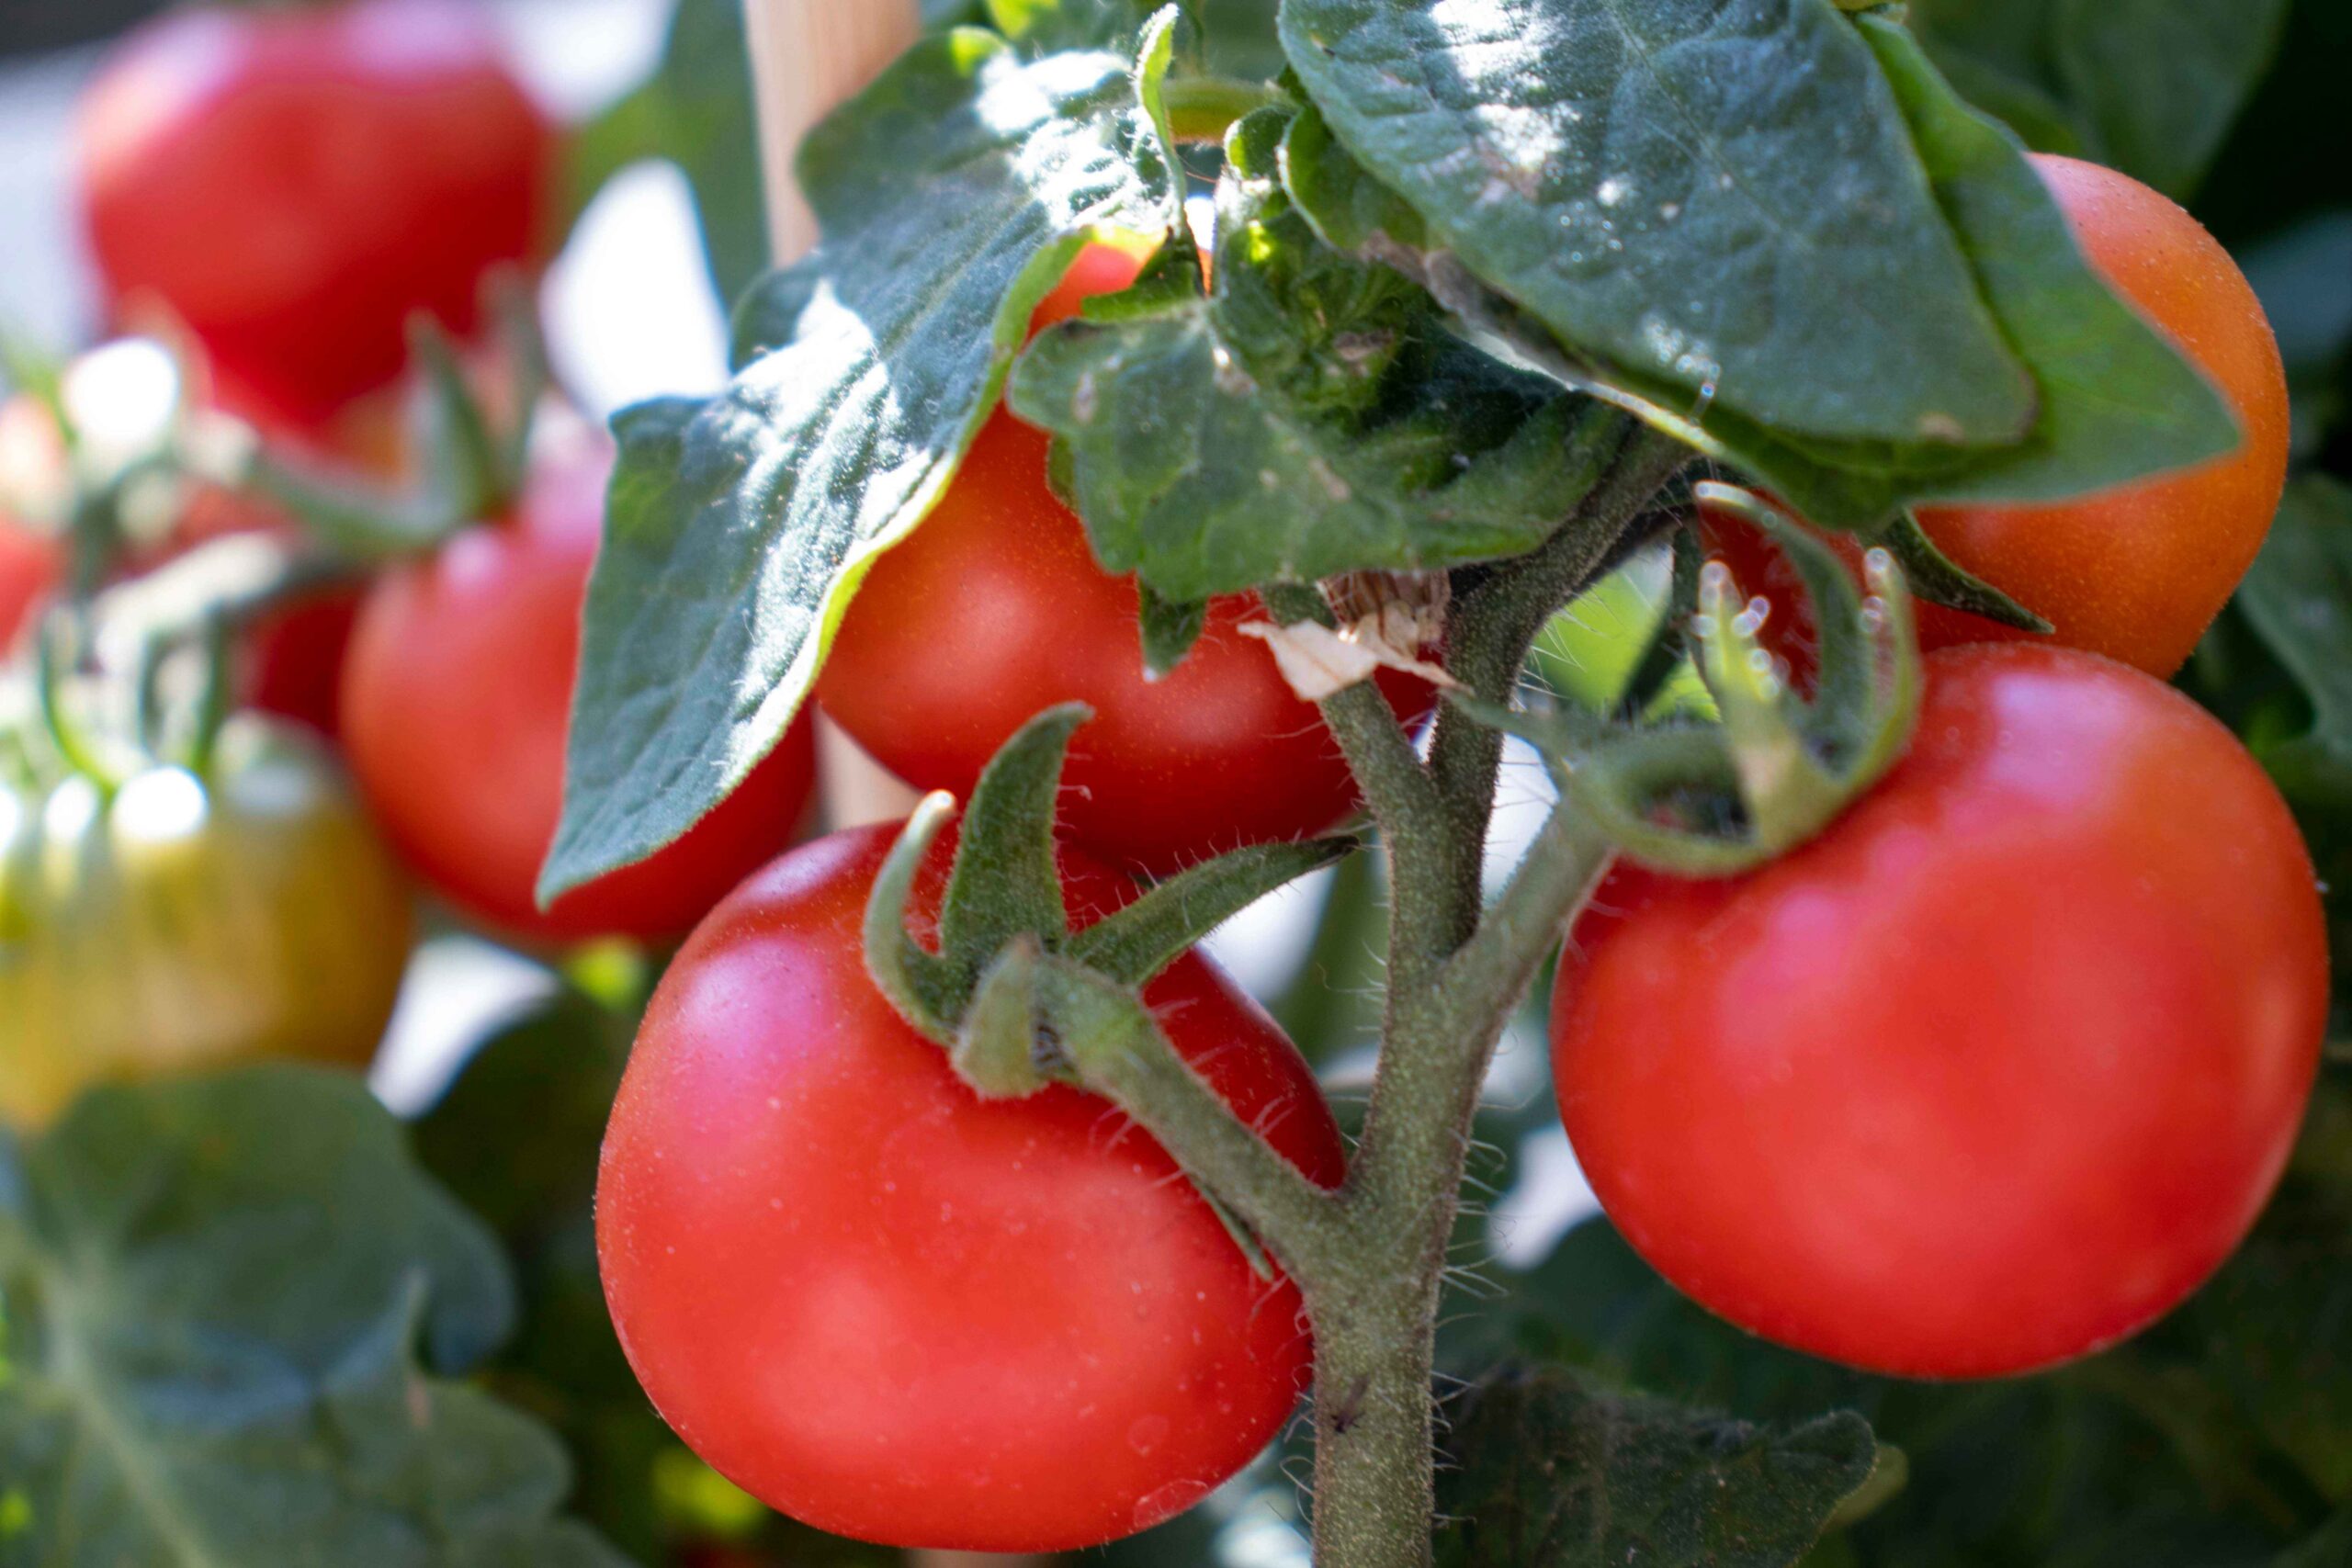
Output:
[
  {"xmin": 738, "ymin": 9, "xmax": 1039, "ymax": 1565},
  {"xmin": 742, "ymin": 0, "xmax": 925, "ymax": 832}
]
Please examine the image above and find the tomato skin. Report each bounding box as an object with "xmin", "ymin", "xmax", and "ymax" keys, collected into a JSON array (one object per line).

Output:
[
  {"xmin": 340, "ymin": 431, "xmax": 819, "ymax": 945},
  {"xmin": 1552, "ymin": 644, "xmax": 2327, "ymax": 1379},
  {"xmin": 1703, "ymin": 155, "xmax": 2289, "ymax": 683},
  {"xmin": 78, "ymin": 0, "xmax": 558, "ymax": 423},
  {"xmin": 820, "ymin": 412, "xmax": 1431, "ymax": 873},
  {"xmin": 1913, "ymin": 155, "xmax": 2288, "ymax": 675},
  {"xmin": 0, "ymin": 716, "xmax": 412, "ymax": 1127},
  {"xmin": 597, "ymin": 823, "xmax": 1343, "ymax": 1551}
]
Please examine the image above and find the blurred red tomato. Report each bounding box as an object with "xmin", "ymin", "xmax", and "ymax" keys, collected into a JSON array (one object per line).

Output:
[
  {"xmin": 341, "ymin": 424, "xmax": 820, "ymax": 945},
  {"xmin": 79, "ymin": 0, "xmax": 559, "ymax": 423}
]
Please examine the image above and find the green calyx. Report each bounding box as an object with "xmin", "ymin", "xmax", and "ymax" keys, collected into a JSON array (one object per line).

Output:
[
  {"xmin": 862, "ymin": 702, "xmax": 1353, "ymax": 1086},
  {"xmin": 1479, "ymin": 482, "xmax": 1921, "ymax": 877}
]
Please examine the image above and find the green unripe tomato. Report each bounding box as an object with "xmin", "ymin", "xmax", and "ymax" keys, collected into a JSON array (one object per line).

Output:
[{"xmin": 0, "ymin": 716, "xmax": 413, "ymax": 1125}]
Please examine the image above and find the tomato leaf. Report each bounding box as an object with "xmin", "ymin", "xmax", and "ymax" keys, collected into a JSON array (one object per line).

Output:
[
  {"xmin": 2236, "ymin": 477, "xmax": 2352, "ymax": 807},
  {"xmin": 1278, "ymin": 19, "xmax": 2238, "ymax": 533},
  {"xmin": 0, "ymin": 1067, "xmax": 625, "ymax": 1566},
  {"xmin": 1432, "ymin": 1364, "xmax": 1882, "ymax": 1567},
  {"xmin": 1012, "ymin": 107, "xmax": 1613, "ymax": 600},
  {"xmin": 410, "ymin": 995, "xmax": 680, "ymax": 1560},
  {"xmin": 547, "ymin": 28, "xmax": 1176, "ymax": 901},
  {"xmin": 1910, "ymin": 0, "xmax": 2290, "ymax": 199},
  {"xmin": 1276, "ymin": 0, "xmax": 2037, "ymax": 453},
  {"xmin": 1849, "ymin": 16, "xmax": 2239, "ymax": 507}
]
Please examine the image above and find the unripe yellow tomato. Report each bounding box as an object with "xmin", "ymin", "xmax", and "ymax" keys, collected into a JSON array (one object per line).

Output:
[{"xmin": 0, "ymin": 715, "xmax": 413, "ymax": 1125}]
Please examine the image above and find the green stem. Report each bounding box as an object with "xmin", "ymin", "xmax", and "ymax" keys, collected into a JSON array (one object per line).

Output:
[
  {"xmin": 1030, "ymin": 954, "xmax": 1357, "ymax": 1287},
  {"xmin": 1110, "ymin": 434, "xmax": 1689, "ymax": 1564}
]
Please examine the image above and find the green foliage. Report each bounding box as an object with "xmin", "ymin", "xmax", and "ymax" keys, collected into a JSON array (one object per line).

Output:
[
  {"xmin": 410, "ymin": 996, "xmax": 672, "ymax": 1561},
  {"xmin": 1433, "ymin": 1366, "xmax": 1883, "ymax": 1567},
  {"xmin": 2237, "ymin": 477, "xmax": 2352, "ymax": 807},
  {"xmin": 1277, "ymin": 0, "xmax": 2037, "ymax": 451},
  {"xmin": 1276, "ymin": 11, "xmax": 2235, "ymax": 534},
  {"xmin": 1911, "ymin": 0, "xmax": 2290, "ymax": 198},
  {"xmin": 546, "ymin": 26, "xmax": 1174, "ymax": 900},
  {"xmin": 0, "ymin": 1069, "xmax": 624, "ymax": 1567},
  {"xmin": 1012, "ymin": 108, "xmax": 1611, "ymax": 599}
]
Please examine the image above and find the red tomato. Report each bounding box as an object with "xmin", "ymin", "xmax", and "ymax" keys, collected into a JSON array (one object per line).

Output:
[
  {"xmin": 820, "ymin": 412, "xmax": 1431, "ymax": 872},
  {"xmin": 1710, "ymin": 155, "xmax": 2288, "ymax": 684},
  {"xmin": 598, "ymin": 822, "xmax": 1343, "ymax": 1551},
  {"xmin": 0, "ymin": 521, "xmax": 59, "ymax": 653},
  {"xmin": 1552, "ymin": 644, "xmax": 2327, "ymax": 1379},
  {"xmin": 820, "ymin": 241, "xmax": 1430, "ymax": 873},
  {"xmin": 340, "ymin": 428, "xmax": 819, "ymax": 944},
  {"xmin": 1904, "ymin": 155, "xmax": 2290, "ymax": 677},
  {"xmin": 79, "ymin": 0, "xmax": 558, "ymax": 423}
]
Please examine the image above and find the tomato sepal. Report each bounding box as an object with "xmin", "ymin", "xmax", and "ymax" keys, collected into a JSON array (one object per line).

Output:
[
  {"xmin": 1472, "ymin": 485, "xmax": 1921, "ymax": 877},
  {"xmin": 1871, "ymin": 510, "xmax": 2051, "ymax": 634},
  {"xmin": 865, "ymin": 701, "xmax": 1362, "ymax": 1043}
]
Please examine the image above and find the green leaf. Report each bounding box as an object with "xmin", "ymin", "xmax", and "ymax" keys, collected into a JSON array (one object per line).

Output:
[
  {"xmin": 1136, "ymin": 581, "xmax": 1207, "ymax": 674},
  {"xmin": 1012, "ymin": 107, "xmax": 1612, "ymax": 599},
  {"xmin": 570, "ymin": 0, "xmax": 768, "ymax": 305},
  {"xmin": 1850, "ymin": 17, "xmax": 2240, "ymax": 508},
  {"xmin": 2236, "ymin": 477, "xmax": 2352, "ymax": 807},
  {"xmin": 1276, "ymin": 0, "xmax": 2036, "ymax": 452},
  {"xmin": 548, "ymin": 29, "xmax": 1172, "ymax": 900},
  {"xmin": 411, "ymin": 996, "xmax": 676, "ymax": 1560},
  {"xmin": 1433, "ymin": 1365, "xmax": 1881, "ymax": 1568},
  {"xmin": 1278, "ymin": 18, "xmax": 2237, "ymax": 534},
  {"xmin": 1911, "ymin": 0, "xmax": 2290, "ymax": 198},
  {"xmin": 0, "ymin": 1068, "xmax": 625, "ymax": 1567}
]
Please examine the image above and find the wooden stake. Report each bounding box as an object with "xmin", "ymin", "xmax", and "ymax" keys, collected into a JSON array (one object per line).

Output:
[
  {"xmin": 742, "ymin": 0, "xmax": 925, "ymax": 831},
  {"xmin": 744, "ymin": 0, "xmax": 923, "ymax": 265}
]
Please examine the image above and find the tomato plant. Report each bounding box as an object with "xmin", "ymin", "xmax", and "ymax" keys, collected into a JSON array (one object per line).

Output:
[
  {"xmin": 596, "ymin": 821, "xmax": 1343, "ymax": 1551},
  {"xmin": 340, "ymin": 427, "xmax": 819, "ymax": 945},
  {"xmin": 77, "ymin": 0, "xmax": 559, "ymax": 424},
  {"xmin": 0, "ymin": 714, "xmax": 411, "ymax": 1127},
  {"xmin": 1552, "ymin": 643, "xmax": 2328, "ymax": 1378},
  {"xmin": 12, "ymin": 3, "xmax": 2352, "ymax": 1567}
]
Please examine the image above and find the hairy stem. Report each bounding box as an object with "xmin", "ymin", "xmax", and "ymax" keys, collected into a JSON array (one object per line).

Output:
[{"xmin": 1152, "ymin": 433, "xmax": 1688, "ymax": 1564}]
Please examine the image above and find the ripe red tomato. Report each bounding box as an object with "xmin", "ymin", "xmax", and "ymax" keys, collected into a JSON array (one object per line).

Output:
[
  {"xmin": 1905, "ymin": 155, "xmax": 2290, "ymax": 677},
  {"xmin": 820, "ymin": 409, "xmax": 1431, "ymax": 872},
  {"xmin": 1703, "ymin": 155, "xmax": 2289, "ymax": 684},
  {"xmin": 1552, "ymin": 644, "xmax": 2327, "ymax": 1379},
  {"xmin": 598, "ymin": 822, "xmax": 1344, "ymax": 1551},
  {"xmin": 340, "ymin": 426, "xmax": 818, "ymax": 945},
  {"xmin": 78, "ymin": 0, "xmax": 558, "ymax": 423},
  {"xmin": 820, "ymin": 241, "xmax": 1431, "ymax": 873}
]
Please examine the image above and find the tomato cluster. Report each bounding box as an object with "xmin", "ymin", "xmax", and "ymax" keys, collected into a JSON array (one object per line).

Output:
[{"xmin": 11, "ymin": 1, "xmax": 2331, "ymax": 1553}]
